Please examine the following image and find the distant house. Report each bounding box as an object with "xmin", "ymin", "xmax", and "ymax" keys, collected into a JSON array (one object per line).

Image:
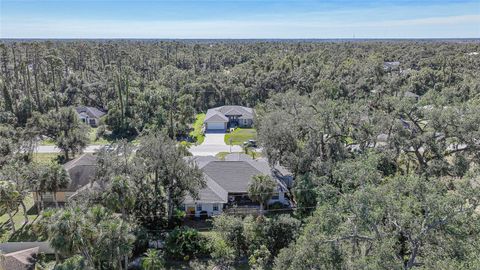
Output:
[
  {"xmin": 183, "ymin": 154, "xmax": 292, "ymax": 217},
  {"xmin": 75, "ymin": 106, "xmax": 106, "ymax": 127},
  {"xmin": 33, "ymin": 153, "xmax": 97, "ymax": 205},
  {"xmin": 204, "ymin": 105, "xmax": 254, "ymax": 132},
  {"xmin": 404, "ymin": 91, "xmax": 420, "ymax": 101},
  {"xmin": 0, "ymin": 247, "xmax": 38, "ymax": 270},
  {"xmin": 383, "ymin": 61, "xmax": 400, "ymax": 72}
]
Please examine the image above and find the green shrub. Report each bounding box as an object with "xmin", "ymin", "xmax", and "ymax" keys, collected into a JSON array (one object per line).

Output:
[{"xmin": 165, "ymin": 227, "xmax": 208, "ymax": 261}]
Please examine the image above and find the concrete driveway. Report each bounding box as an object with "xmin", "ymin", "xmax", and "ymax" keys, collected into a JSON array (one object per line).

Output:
[{"xmin": 189, "ymin": 133, "xmax": 242, "ymax": 156}]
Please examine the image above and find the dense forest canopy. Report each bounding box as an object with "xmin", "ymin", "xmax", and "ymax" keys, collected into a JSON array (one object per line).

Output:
[{"xmin": 1, "ymin": 40, "xmax": 480, "ymax": 269}]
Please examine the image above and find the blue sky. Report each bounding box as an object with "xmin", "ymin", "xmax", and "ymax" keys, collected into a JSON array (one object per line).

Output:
[{"xmin": 1, "ymin": 0, "xmax": 479, "ymax": 38}]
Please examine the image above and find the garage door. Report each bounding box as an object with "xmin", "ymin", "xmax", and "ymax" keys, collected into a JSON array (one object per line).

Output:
[{"xmin": 207, "ymin": 122, "xmax": 225, "ymax": 131}]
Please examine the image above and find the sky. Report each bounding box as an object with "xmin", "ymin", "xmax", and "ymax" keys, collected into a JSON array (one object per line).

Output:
[{"xmin": 1, "ymin": 0, "xmax": 479, "ymax": 38}]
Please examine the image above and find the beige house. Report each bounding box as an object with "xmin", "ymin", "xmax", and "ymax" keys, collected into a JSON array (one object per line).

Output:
[{"xmin": 33, "ymin": 153, "xmax": 97, "ymax": 204}]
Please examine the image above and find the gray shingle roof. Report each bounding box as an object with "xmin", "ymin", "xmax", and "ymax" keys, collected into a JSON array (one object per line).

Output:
[
  {"xmin": 75, "ymin": 106, "xmax": 106, "ymax": 119},
  {"xmin": 1, "ymin": 247, "xmax": 39, "ymax": 270},
  {"xmin": 63, "ymin": 153, "xmax": 97, "ymax": 192},
  {"xmin": 204, "ymin": 106, "xmax": 254, "ymax": 123},
  {"xmin": 185, "ymin": 156, "xmax": 292, "ymax": 204},
  {"xmin": 202, "ymin": 161, "xmax": 263, "ymax": 193}
]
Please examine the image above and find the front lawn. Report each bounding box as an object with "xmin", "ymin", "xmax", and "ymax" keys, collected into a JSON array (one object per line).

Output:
[
  {"xmin": 224, "ymin": 128, "xmax": 257, "ymax": 145},
  {"xmin": 190, "ymin": 113, "xmax": 206, "ymax": 145},
  {"xmin": 0, "ymin": 194, "xmax": 40, "ymax": 242},
  {"xmin": 89, "ymin": 127, "xmax": 110, "ymax": 145}
]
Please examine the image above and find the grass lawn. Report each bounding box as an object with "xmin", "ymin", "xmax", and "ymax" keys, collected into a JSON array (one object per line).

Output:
[
  {"xmin": 224, "ymin": 128, "xmax": 257, "ymax": 145},
  {"xmin": 0, "ymin": 194, "xmax": 40, "ymax": 242},
  {"xmin": 190, "ymin": 113, "xmax": 206, "ymax": 145},
  {"xmin": 216, "ymin": 150, "xmax": 262, "ymax": 160},
  {"xmin": 88, "ymin": 127, "xmax": 110, "ymax": 145},
  {"xmin": 215, "ymin": 151, "xmax": 231, "ymax": 160}
]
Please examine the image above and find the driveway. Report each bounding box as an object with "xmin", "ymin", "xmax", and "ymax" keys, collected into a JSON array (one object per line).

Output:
[{"xmin": 189, "ymin": 133, "xmax": 242, "ymax": 156}]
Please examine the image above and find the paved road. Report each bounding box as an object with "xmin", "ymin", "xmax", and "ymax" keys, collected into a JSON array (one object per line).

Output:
[
  {"xmin": 189, "ymin": 133, "xmax": 242, "ymax": 156},
  {"xmin": 35, "ymin": 133, "xmax": 243, "ymax": 156},
  {"xmin": 35, "ymin": 145, "xmax": 105, "ymax": 153}
]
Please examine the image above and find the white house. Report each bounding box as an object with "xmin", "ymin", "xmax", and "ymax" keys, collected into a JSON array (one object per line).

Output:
[
  {"xmin": 183, "ymin": 154, "xmax": 292, "ymax": 217},
  {"xmin": 75, "ymin": 106, "xmax": 106, "ymax": 127},
  {"xmin": 204, "ymin": 105, "xmax": 254, "ymax": 132}
]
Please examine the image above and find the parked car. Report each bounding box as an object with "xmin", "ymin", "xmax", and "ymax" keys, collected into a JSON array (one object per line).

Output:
[{"xmin": 243, "ymin": 139, "xmax": 257, "ymax": 148}]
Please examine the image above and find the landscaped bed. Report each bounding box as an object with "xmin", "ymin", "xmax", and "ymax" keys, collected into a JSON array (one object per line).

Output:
[{"xmin": 224, "ymin": 128, "xmax": 257, "ymax": 145}]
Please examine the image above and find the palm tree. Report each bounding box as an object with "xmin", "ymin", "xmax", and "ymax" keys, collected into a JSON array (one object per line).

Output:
[
  {"xmin": 248, "ymin": 175, "xmax": 277, "ymax": 215},
  {"xmin": 43, "ymin": 163, "xmax": 70, "ymax": 208},
  {"xmin": 141, "ymin": 249, "xmax": 164, "ymax": 270}
]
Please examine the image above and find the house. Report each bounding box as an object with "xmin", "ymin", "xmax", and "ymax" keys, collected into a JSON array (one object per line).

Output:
[
  {"xmin": 404, "ymin": 91, "xmax": 420, "ymax": 101},
  {"xmin": 183, "ymin": 154, "xmax": 292, "ymax": 217},
  {"xmin": 0, "ymin": 247, "xmax": 39, "ymax": 270},
  {"xmin": 383, "ymin": 61, "xmax": 400, "ymax": 72},
  {"xmin": 204, "ymin": 105, "xmax": 254, "ymax": 132},
  {"xmin": 75, "ymin": 106, "xmax": 106, "ymax": 127},
  {"xmin": 33, "ymin": 153, "xmax": 97, "ymax": 205}
]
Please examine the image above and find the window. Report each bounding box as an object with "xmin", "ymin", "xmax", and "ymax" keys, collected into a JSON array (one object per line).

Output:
[
  {"xmin": 271, "ymin": 193, "xmax": 279, "ymax": 200},
  {"xmin": 196, "ymin": 204, "xmax": 202, "ymax": 211},
  {"xmin": 213, "ymin": 204, "xmax": 219, "ymax": 211},
  {"xmin": 181, "ymin": 204, "xmax": 186, "ymax": 211}
]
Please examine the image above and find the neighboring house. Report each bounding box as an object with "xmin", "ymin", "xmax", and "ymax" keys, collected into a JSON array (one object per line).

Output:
[
  {"xmin": 75, "ymin": 106, "xmax": 106, "ymax": 127},
  {"xmin": 404, "ymin": 91, "xmax": 420, "ymax": 101},
  {"xmin": 183, "ymin": 154, "xmax": 292, "ymax": 217},
  {"xmin": 204, "ymin": 105, "xmax": 254, "ymax": 132},
  {"xmin": 33, "ymin": 153, "xmax": 97, "ymax": 205},
  {"xmin": 0, "ymin": 247, "xmax": 38, "ymax": 270},
  {"xmin": 383, "ymin": 61, "xmax": 400, "ymax": 72}
]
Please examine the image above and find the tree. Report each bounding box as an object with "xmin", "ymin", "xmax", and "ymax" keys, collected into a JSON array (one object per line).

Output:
[
  {"xmin": 141, "ymin": 249, "xmax": 165, "ymax": 270},
  {"xmin": 0, "ymin": 180, "xmax": 21, "ymax": 234},
  {"xmin": 164, "ymin": 227, "xmax": 208, "ymax": 261},
  {"xmin": 212, "ymin": 214, "xmax": 247, "ymax": 258},
  {"xmin": 53, "ymin": 255, "xmax": 90, "ymax": 270},
  {"xmin": 133, "ymin": 131, "xmax": 205, "ymax": 227},
  {"xmin": 0, "ymin": 161, "xmax": 32, "ymax": 225},
  {"xmin": 274, "ymin": 174, "xmax": 480, "ymax": 270},
  {"xmin": 292, "ymin": 173, "xmax": 317, "ymax": 217},
  {"xmin": 248, "ymin": 175, "xmax": 277, "ymax": 214},
  {"xmin": 28, "ymin": 107, "xmax": 90, "ymax": 160},
  {"xmin": 101, "ymin": 175, "xmax": 136, "ymax": 220},
  {"xmin": 42, "ymin": 163, "xmax": 70, "ymax": 208},
  {"xmin": 43, "ymin": 205, "xmax": 136, "ymax": 269}
]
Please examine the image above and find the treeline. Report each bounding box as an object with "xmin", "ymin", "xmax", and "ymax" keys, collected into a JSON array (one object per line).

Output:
[{"xmin": 1, "ymin": 40, "xmax": 479, "ymax": 138}]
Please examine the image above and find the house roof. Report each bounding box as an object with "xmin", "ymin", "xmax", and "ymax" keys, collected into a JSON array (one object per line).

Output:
[
  {"xmin": 202, "ymin": 161, "xmax": 262, "ymax": 193},
  {"xmin": 204, "ymin": 106, "xmax": 254, "ymax": 123},
  {"xmin": 383, "ymin": 61, "xmax": 400, "ymax": 68},
  {"xmin": 1, "ymin": 247, "xmax": 38, "ymax": 270},
  {"xmin": 184, "ymin": 155, "xmax": 292, "ymax": 205},
  {"xmin": 63, "ymin": 153, "xmax": 97, "ymax": 192},
  {"xmin": 75, "ymin": 106, "xmax": 106, "ymax": 119}
]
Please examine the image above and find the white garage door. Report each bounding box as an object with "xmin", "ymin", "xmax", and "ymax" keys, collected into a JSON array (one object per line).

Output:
[{"xmin": 207, "ymin": 122, "xmax": 225, "ymax": 130}]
